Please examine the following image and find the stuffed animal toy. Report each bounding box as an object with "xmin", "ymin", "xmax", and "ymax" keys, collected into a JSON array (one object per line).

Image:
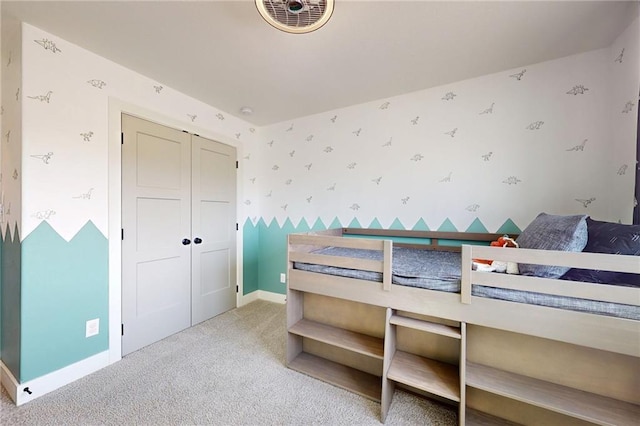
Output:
[{"xmin": 473, "ymin": 235, "xmax": 520, "ymax": 274}]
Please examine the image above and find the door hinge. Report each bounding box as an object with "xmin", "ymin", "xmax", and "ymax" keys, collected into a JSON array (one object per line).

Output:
[
  {"xmin": 121, "ymin": 229, "xmax": 124, "ymax": 240},
  {"xmin": 121, "ymin": 132, "xmax": 124, "ymax": 145},
  {"xmin": 236, "ymin": 285, "xmax": 239, "ymax": 293},
  {"xmin": 121, "ymin": 324, "xmax": 124, "ymax": 336},
  {"xmin": 236, "ymin": 223, "xmax": 239, "ymax": 231},
  {"xmin": 236, "ymin": 160, "xmax": 239, "ymax": 169}
]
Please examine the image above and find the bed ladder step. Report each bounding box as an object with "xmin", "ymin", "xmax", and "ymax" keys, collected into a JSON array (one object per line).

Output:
[
  {"xmin": 466, "ymin": 362, "xmax": 640, "ymax": 426},
  {"xmin": 387, "ymin": 350, "xmax": 460, "ymax": 402},
  {"xmin": 389, "ymin": 314, "xmax": 461, "ymax": 339}
]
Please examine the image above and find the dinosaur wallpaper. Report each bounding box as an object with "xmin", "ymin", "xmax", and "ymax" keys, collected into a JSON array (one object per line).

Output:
[{"xmin": 243, "ymin": 17, "xmax": 639, "ymax": 294}]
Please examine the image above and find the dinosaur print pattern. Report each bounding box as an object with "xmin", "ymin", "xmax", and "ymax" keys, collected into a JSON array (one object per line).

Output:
[
  {"xmin": 80, "ymin": 131, "xmax": 94, "ymax": 142},
  {"xmin": 480, "ymin": 103, "xmax": 494, "ymax": 115},
  {"xmin": 566, "ymin": 85, "xmax": 589, "ymax": 95},
  {"xmin": 73, "ymin": 188, "xmax": 94, "ymax": 200},
  {"xmin": 35, "ymin": 39, "xmax": 62, "ymax": 53},
  {"xmin": 439, "ymin": 172, "xmax": 452, "ymax": 183},
  {"xmin": 33, "ymin": 209, "xmax": 56, "ymax": 220},
  {"xmin": 622, "ymin": 101, "xmax": 635, "ymax": 113},
  {"xmin": 566, "ymin": 139, "xmax": 587, "ymax": 151},
  {"xmin": 87, "ymin": 79, "xmax": 106, "ymax": 89},
  {"xmin": 31, "ymin": 152, "xmax": 54, "ymax": 164},
  {"xmin": 526, "ymin": 121, "xmax": 544, "ymax": 130},
  {"xmin": 503, "ymin": 176, "xmax": 521, "ymax": 185},
  {"xmin": 28, "ymin": 91, "xmax": 52, "ymax": 103},
  {"xmin": 444, "ymin": 128, "xmax": 458, "ymax": 138},
  {"xmin": 509, "ymin": 69, "xmax": 526, "ymax": 80},
  {"xmin": 442, "ymin": 92, "xmax": 457, "ymax": 101},
  {"xmin": 576, "ymin": 197, "xmax": 595, "ymax": 208}
]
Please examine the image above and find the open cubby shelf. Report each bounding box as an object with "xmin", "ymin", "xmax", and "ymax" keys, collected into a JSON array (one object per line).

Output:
[
  {"xmin": 466, "ymin": 362, "xmax": 640, "ymax": 426},
  {"xmin": 287, "ymin": 290, "xmax": 640, "ymax": 425},
  {"xmin": 288, "ymin": 352, "xmax": 382, "ymax": 402}
]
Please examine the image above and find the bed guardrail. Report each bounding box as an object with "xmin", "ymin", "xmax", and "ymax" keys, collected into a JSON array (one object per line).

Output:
[{"xmin": 461, "ymin": 245, "xmax": 640, "ymax": 306}]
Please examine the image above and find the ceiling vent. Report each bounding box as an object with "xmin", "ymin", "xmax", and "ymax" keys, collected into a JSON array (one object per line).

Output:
[{"xmin": 256, "ymin": 0, "xmax": 334, "ymax": 34}]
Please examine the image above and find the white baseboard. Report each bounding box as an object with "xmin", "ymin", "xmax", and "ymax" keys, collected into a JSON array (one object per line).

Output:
[
  {"xmin": 240, "ymin": 290, "xmax": 286, "ymax": 305},
  {"xmin": 257, "ymin": 290, "xmax": 286, "ymax": 304},
  {"xmin": 239, "ymin": 290, "xmax": 260, "ymax": 306},
  {"xmin": 1, "ymin": 351, "xmax": 110, "ymax": 406}
]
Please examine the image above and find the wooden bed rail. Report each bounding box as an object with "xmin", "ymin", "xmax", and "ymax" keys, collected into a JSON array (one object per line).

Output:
[
  {"xmin": 342, "ymin": 228, "xmax": 511, "ymax": 241},
  {"xmin": 461, "ymin": 245, "xmax": 640, "ymax": 305},
  {"xmin": 288, "ymin": 232, "xmax": 393, "ymax": 291},
  {"xmin": 341, "ymin": 228, "xmax": 512, "ymax": 252}
]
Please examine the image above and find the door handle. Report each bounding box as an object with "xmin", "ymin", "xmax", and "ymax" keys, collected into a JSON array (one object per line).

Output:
[
  {"xmin": 182, "ymin": 238, "xmax": 191, "ymax": 245},
  {"xmin": 194, "ymin": 237, "xmax": 203, "ymax": 244}
]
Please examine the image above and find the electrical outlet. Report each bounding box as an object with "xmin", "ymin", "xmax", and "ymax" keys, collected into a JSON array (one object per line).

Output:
[
  {"xmin": 86, "ymin": 318, "xmax": 99, "ymax": 338},
  {"xmin": 280, "ymin": 273, "xmax": 286, "ymax": 284}
]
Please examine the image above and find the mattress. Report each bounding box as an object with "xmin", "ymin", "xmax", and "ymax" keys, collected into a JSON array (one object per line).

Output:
[{"xmin": 293, "ymin": 246, "xmax": 640, "ymax": 320}]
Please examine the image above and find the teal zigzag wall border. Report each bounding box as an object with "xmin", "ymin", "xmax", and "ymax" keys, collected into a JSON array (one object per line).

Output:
[
  {"xmin": 242, "ymin": 217, "xmax": 521, "ymax": 295},
  {"xmin": 20, "ymin": 221, "xmax": 108, "ymax": 382}
]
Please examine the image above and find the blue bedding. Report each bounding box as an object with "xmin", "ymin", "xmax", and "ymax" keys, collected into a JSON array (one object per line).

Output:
[{"xmin": 293, "ymin": 246, "xmax": 640, "ymax": 320}]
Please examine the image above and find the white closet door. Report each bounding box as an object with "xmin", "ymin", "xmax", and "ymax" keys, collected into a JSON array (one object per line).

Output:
[
  {"xmin": 191, "ymin": 135, "xmax": 237, "ymax": 325},
  {"xmin": 121, "ymin": 114, "xmax": 192, "ymax": 355}
]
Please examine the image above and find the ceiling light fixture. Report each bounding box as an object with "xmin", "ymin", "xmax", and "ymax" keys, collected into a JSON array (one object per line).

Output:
[
  {"xmin": 240, "ymin": 106, "xmax": 254, "ymax": 115},
  {"xmin": 255, "ymin": 0, "xmax": 334, "ymax": 34}
]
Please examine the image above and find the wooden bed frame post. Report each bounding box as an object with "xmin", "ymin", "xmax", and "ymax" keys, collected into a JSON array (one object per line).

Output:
[
  {"xmin": 383, "ymin": 240, "xmax": 392, "ymax": 292},
  {"xmin": 461, "ymin": 245, "xmax": 472, "ymax": 304}
]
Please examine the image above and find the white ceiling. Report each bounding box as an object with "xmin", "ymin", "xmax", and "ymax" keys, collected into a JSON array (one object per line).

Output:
[{"xmin": 2, "ymin": 0, "xmax": 638, "ymax": 126}]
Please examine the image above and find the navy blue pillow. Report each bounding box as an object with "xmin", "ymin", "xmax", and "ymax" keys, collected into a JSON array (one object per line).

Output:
[{"xmin": 560, "ymin": 218, "xmax": 640, "ymax": 286}]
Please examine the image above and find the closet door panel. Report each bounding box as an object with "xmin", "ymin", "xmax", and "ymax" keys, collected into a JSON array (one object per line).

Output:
[
  {"xmin": 191, "ymin": 135, "xmax": 237, "ymax": 325},
  {"xmin": 121, "ymin": 114, "xmax": 192, "ymax": 356}
]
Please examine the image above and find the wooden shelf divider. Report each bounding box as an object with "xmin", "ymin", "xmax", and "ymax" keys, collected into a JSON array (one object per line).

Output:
[{"xmin": 466, "ymin": 362, "xmax": 640, "ymax": 426}]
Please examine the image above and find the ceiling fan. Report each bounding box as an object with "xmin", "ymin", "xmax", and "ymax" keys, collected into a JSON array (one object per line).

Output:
[{"xmin": 255, "ymin": 0, "xmax": 335, "ymax": 34}]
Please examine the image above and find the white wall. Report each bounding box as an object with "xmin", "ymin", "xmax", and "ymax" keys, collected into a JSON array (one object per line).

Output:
[
  {"xmin": 609, "ymin": 17, "xmax": 640, "ymax": 218},
  {"xmin": 21, "ymin": 23, "xmax": 260, "ymax": 242},
  {"xmin": 254, "ymin": 27, "xmax": 639, "ymax": 232}
]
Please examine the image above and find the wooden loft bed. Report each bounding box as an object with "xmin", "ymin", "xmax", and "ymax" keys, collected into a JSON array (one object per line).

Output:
[{"xmin": 286, "ymin": 227, "xmax": 640, "ymax": 425}]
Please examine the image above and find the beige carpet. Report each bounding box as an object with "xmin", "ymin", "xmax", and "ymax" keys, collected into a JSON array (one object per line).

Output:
[{"xmin": 1, "ymin": 300, "xmax": 457, "ymax": 425}]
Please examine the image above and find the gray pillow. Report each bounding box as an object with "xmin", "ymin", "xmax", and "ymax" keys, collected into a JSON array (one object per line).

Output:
[{"xmin": 516, "ymin": 213, "xmax": 588, "ymax": 278}]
